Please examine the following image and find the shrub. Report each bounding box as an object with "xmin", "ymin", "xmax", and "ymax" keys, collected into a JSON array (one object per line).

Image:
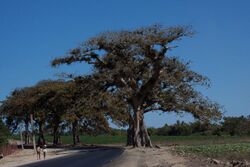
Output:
[{"xmin": 0, "ymin": 120, "xmax": 10, "ymax": 146}]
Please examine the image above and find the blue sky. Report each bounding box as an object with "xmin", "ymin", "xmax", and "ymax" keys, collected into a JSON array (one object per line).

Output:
[{"xmin": 0, "ymin": 0, "xmax": 249, "ymax": 127}]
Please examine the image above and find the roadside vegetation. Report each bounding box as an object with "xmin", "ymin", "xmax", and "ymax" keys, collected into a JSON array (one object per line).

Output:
[
  {"xmin": 148, "ymin": 116, "xmax": 250, "ymax": 137},
  {"xmin": 9, "ymin": 115, "xmax": 250, "ymax": 146},
  {"xmin": 13, "ymin": 135, "xmax": 250, "ymax": 146},
  {"xmin": 175, "ymin": 143, "xmax": 250, "ymax": 161},
  {"xmin": 0, "ymin": 119, "xmax": 16, "ymax": 157},
  {"xmin": 0, "ymin": 119, "xmax": 10, "ymax": 147}
]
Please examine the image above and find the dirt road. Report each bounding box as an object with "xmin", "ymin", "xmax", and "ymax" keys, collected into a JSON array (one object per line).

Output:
[
  {"xmin": 105, "ymin": 146, "xmax": 223, "ymax": 167},
  {"xmin": 105, "ymin": 147, "xmax": 185, "ymax": 167}
]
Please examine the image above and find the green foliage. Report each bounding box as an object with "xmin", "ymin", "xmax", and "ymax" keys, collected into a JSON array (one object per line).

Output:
[
  {"xmin": 10, "ymin": 134, "xmax": 250, "ymax": 145},
  {"xmin": 147, "ymin": 127, "xmax": 158, "ymax": 136},
  {"xmin": 110, "ymin": 128, "xmax": 127, "ymax": 136},
  {"xmin": 156, "ymin": 124, "xmax": 171, "ymax": 136},
  {"xmin": 156, "ymin": 121, "xmax": 211, "ymax": 136},
  {"xmin": 169, "ymin": 121, "xmax": 192, "ymax": 136},
  {"xmin": 0, "ymin": 119, "xmax": 10, "ymax": 146},
  {"xmin": 175, "ymin": 143, "xmax": 250, "ymax": 160},
  {"xmin": 1, "ymin": 80, "xmax": 113, "ymax": 145},
  {"xmin": 222, "ymin": 116, "xmax": 250, "ymax": 136},
  {"xmin": 52, "ymin": 25, "xmax": 222, "ymax": 122},
  {"xmin": 49, "ymin": 135, "xmax": 127, "ymax": 145},
  {"xmin": 153, "ymin": 117, "xmax": 250, "ymax": 137}
]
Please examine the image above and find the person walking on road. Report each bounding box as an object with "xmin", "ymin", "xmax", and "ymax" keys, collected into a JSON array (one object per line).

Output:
[
  {"xmin": 42, "ymin": 145, "xmax": 47, "ymax": 159},
  {"xmin": 36, "ymin": 145, "xmax": 41, "ymax": 160}
]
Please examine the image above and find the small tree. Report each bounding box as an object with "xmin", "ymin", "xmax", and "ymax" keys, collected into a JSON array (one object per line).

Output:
[{"xmin": 52, "ymin": 25, "xmax": 222, "ymax": 147}]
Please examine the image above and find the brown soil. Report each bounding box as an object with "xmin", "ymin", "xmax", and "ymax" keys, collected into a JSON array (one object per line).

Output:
[{"xmin": 105, "ymin": 146, "xmax": 247, "ymax": 167}]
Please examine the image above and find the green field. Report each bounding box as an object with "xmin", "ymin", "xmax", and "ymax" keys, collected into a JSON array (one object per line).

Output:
[
  {"xmin": 13, "ymin": 135, "xmax": 250, "ymax": 145},
  {"xmin": 45, "ymin": 135, "xmax": 127, "ymax": 145},
  {"xmin": 168, "ymin": 136, "xmax": 250, "ymax": 161},
  {"xmin": 14, "ymin": 134, "xmax": 250, "ymax": 145},
  {"xmin": 150, "ymin": 135, "xmax": 250, "ymax": 146},
  {"xmin": 67, "ymin": 135, "xmax": 250, "ymax": 161},
  {"xmin": 175, "ymin": 143, "xmax": 250, "ymax": 161},
  {"xmin": 14, "ymin": 134, "xmax": 250, "ymax": 160}
]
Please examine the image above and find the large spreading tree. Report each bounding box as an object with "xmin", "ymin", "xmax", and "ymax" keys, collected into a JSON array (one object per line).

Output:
[{"xmin": 52, "ymin": 25, "xmax": 222, "ymax": 147}]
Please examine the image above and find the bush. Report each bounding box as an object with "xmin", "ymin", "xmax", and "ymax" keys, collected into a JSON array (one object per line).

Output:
[
  {"xmin": 110, "ymin": 128, "xmax": 126, "ymax": 136},
  {"xmin": 156, "ymin": 124, "xmax": 170, "ymax": 136},
  {"xmin": 222, "ymin": 116, "xmax": 250, "ymax": 136},
  {"xmin": 156, "ymin": 121, "xmax": 193, "ymax": 136},
  {"xmin": 168, "ymin": 121, "xmax": 192, "ymax": 136},
  {"xmin": 147, "ymin": 127, "xmax": 157, "ymax": 136},
  {"xmin": 0, "ymin": 120, "xmax": 10, "ymax": 146}
]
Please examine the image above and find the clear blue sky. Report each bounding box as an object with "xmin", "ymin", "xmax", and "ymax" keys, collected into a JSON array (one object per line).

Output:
[{"xmin": 1, "ymin": 0, "xmax": 249, "ymax": 127}]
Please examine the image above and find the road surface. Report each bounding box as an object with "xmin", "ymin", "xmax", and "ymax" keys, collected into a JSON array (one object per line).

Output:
[{"xmin": 19, "ymin": 148, "xmax": 123, "ymax": 167}]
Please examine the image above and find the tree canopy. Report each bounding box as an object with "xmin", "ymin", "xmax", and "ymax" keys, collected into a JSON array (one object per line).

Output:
[
  {"xmin": 0, "ymin": 79, "xmax": 115, "ymax": 145},
  {"xmin": 52, "ymin": 25, "xmax": 222, "ymax": 147}
]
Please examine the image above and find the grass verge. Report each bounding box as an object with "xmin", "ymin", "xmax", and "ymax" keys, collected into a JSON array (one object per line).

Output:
[{"xmin": 175, "ymin": 142, "xmax": 250, "ymax": 161}]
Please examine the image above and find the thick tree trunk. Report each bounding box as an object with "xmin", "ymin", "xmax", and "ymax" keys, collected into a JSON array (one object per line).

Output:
[
  {"xmin": 141, "ymin": 119, "xmax": 153, "ymax": 147},
  {"xmin": 58, "ymin": 135, "xmax": 61, "ymax": 144},
  {"xmin": 72, "ymin": 121, "xmax": 79, "ymax": 145},
  {"xmin": 133, "ymin": 111, "xmax": 141, "ymax": 147},
  {"xmin": 24, "ymin": 131, "xmax": 29, "ymax": 144},
  {"xmin": 126, "ymin": 58, "xmax": 162, "ymax": 148},
  {"xmin": 127, "ymin": 109, "xmax": 153, "ymax": 147},
  {"xmin": 127, "ymin": 121, "xmax": 153, "ymax": 147},
  {"xmin": 76, "ymin": 135, "xmax": 80, "ymax": 143},
  {"xmin": 126, "ymin": 123, "xmax": 134, "ymax": 146},
  {"xmin": 133, "ymin": 111, "xmax": 153, "ymax": 147}
]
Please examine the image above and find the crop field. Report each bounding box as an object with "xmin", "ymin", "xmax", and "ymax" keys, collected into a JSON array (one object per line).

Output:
[
  {"xmin": 151, "ymin": 135, "xmax": 250, "ymax": 146},
  {"xmin": 169, "ymin": 136, "xmax": 250, "ymax": 161},
  {"xmin": 28, "ymin": 135, "xmax": 250, "ymax": 144},
  {"xmin": 175, "ymin": 143, "xmax": 250, "ymax": 161},
  {"xmin": 14, "ymin": 135, "xmax": 250, "ymax": 145},
  {"xmin": 45, "ymin": 135, "xmax": 127, "ymax": 145}
]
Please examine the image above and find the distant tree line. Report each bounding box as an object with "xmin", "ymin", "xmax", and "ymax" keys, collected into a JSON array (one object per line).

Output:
[{"xmin": 144, "ymin": 116, "xmax": 250, "ymax": 136}]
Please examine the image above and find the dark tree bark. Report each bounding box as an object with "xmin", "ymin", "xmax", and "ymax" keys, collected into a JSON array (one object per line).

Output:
[
  {"xmin": 131, "ymin": 110, "xmax": 153, "ymax": 147},
  {"xmin": 53, "ymin": 124, "xmax": 60, "ymax": 145},
  {"xmin": 76, "ymin": 134, "xmax": 80, "ymax": 143},
  {"xmin": 58, "ymin": 135, "xmax": 61, "ymax": 144},
  {"xmin": 126, "ymin": 120, "xmax": 134, "ymax": 146},
  {"xmin": 72, "ymin": 121, "xmax": 78, "ymax": 145}
]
